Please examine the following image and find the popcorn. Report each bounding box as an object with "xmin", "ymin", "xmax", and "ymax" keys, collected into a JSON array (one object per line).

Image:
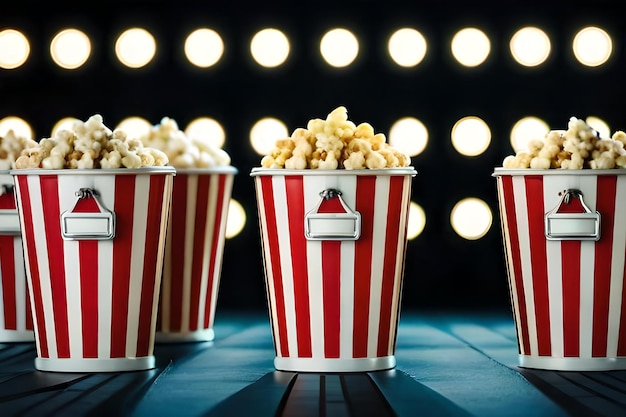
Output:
[
  {"xmin": 260, "ymin": 106, "xmax": 411, "ymax": 170},
  {"xmin": 0, "ymin": 130, "xmax": 38, "ymax": 171},
  {"xmin": 502, "ymin": 117, "xmax": 626, "ymax": 169},
  {"xmin": 1, "ymin": 130, "xmax": 38, "ymax": 195},
  {"xmin": 139, "ymin": 117, "xmax": 231, "ymax": 168},
  {"xmin": 14, "ymin": 114, "xmax": 169, "ymax": 169}
]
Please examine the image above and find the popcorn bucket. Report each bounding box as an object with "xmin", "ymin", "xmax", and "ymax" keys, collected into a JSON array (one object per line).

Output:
[
  {"xmin": 251, "ymin": 167, "xmax": 416, "ymax": 372},
  {"xmin": 10, "ymin": 167, "xmax": 175, "ymax": 372},
  {"xmin": 156, "ymin": 167, "xmax": 237, "ymax": 342},
  {"xmin": 0, "ymin": 171, "xmax": 34, "ymax": 342},
  {"xmin": 494, "ymin": 168, "xmax": 626, "ymax": 371}
]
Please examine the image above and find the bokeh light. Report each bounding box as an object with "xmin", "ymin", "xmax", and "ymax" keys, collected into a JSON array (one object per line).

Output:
[
  {"xmin": 387, "ymin": 28, "xmax": 427, "ymax": 67},
  {"xmin": 115, "ymin": 28, "xmax": 156, "ymax": 68},
  {"xmin": 450, "ymin": 197, "xmax": 493, "ymax": 240},
  {"xmin": 0, "ymin": 29, "xmax": 30, "ymax": 69},
  {"xmin": 509, "ymin": 26, "xmax": 551, "ymax": 67},
  {"xmin": 388, "ymin": 117, "xmax": 428, "ymax": 157},
  {"xmin": 184, "ymin": 28, "xmax": 224, "ymax": 68},
  {"xmin": 250, "ymin": 28, "xmax": 290, "ymax": 68},
  {"xmin": 320, "ymin": 28, "xmax": 359, "ymax": 68},
  {"xmin": 572, "ymin": 26, "xmax": 612, "ymax": 67},
  {"xmin": 50, "ymin": 28, "xmax": 91, "ymax": 69},
  {"xmin": 451, "ymin": 27, "xmax": 491, "ymax": 67},
  {"xmin": 226, "ymin": 199, "xmax": 246, "ymax": 239},
  {"xmin": 451, "ymin": 116, "xmax": 491, "ymax": 156},
  {"xmin": 250, "ymin": 117, "xmax": 289, "ymax": 155}
]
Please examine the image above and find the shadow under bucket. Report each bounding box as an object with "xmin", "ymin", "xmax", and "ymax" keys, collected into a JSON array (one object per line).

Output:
[
  {"xmin": 251, "ymin": 167, "xmax": 416, "ymax": 372},
  {"xmin": 10, "ymin": 167, "xmax": 175, "ymax": 372},
  {"xmin": 494, "ymin": 168, "xmax": 626, "ymax": 371}
]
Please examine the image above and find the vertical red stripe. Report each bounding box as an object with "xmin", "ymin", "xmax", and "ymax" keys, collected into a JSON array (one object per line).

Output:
[
  {"xmin": 525, "ymin": 176, "xmax": 551, "ymax": 356},
  {"xmin": 203, "ymin": 174, "xmax": 227, "ymax": 329},
  {"xmin": 284, "ymin": 175, "xmax": 312, "ymax": 358},
  {"xmin": 592, "ymin": 175, "xmax": 616, "ymax": 357},
  {"xmin": 167, "ymin": 175, "xmax": 188, "ymax": 331},
  {"xmin": 15, "ymin": 176, "xmax": 48, "ymax": 356},
  {"xmin": 561, "ymin": 241, "xmax": 581, "ymax": 357},
  {"xmin": 189, "ymin": 174, "xmax": 209, "ymax": 331},
  {"xmin": 317, "ymin": 197, "xmax": 344, "ymax": 359},
  {"xmin": 110, "ymin": 175, "xmax": 135, "ymax": 358},
  {"xmin": 0, "ymin": 192, "xmax": 15, "ymax": 209},
  {"xmin": 258, "ymin": 176, "xmax": 290, "ymax": 356},
  {"xmin": 321, "ymin": 240, "xmax": 341, "ymax": 358},
  {"xmin": 137, "ymin": 175, "xmax": 167, "ymax": 357},
  {"xmin": 377, "ymin": 177, "xmax": 404, "ymax": 356},
  {"xmin": 353, "ymin": 176, "xmax": 376, "ymax": 358},
  {"xmin": 500, "ymin": 176, "xmax": 531, "ymax": 355},
  {"xmin": 39, "ymin": 175, "xmax": 70, "ymax": 358},
  {"xmin": 79, "ymin": 240, "xmax": 99, "ymax": 358},
  {"xmin": 0, "ymin": 236, "xmax": 17, "ymax": 330}
]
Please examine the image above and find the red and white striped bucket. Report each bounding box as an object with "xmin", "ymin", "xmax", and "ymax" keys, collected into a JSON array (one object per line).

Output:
[
  {"xmin": 251, "ymin": 167, "xmax": 416, "ymax": 372},
  {"xmin": 0, "ymin": 171, "xmax": 34, "ymax": 342},
  {"xmin": 156, "ymin": 167, "xmax": 237, "ymax": 342},
  {"xmin": 10, "ymin": 167, "xmax": 175, "ymax": 372},
  {"xmin": 494, "ymin": 168, "xmax": 626, "ymax": 370}
]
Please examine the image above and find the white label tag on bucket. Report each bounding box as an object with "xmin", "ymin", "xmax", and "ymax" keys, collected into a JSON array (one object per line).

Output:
[
  {"xmin": 305, "ymin": 189, "xmax": 361, "ymax": 241},
  {"xmin": 544, "ymin": 189, "xmax": 600, "ymax": 241},
  {"xmin": 306, "ymin": 214, "xmax": 360, "ymax": 240},
  {"xmin": 61, "ymin": 213, "xmax": 115, "ymax": 240},
  {"xmin": 60, "ymin": 188, "xmax": 116, "ymax": 240},
  {"xmin": 0, "ymin": 209, "xmax": 20, "ymax": 235},
  {"xmin": 545, "ymin": 213, "xmax": 600, "ymax": 241}
]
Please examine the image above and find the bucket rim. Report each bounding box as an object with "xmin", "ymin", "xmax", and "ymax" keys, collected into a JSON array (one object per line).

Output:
[
  {"xmin": 173, "ymin": 166, "xmax": 238, "ymax": 175},
  {"xmin": 250, "ymin": 167, "xmax": 417, "ymax": 177},
  {"xmin": 493, "ymin": 167, "xmax": 626, "ymax": 177},
  {"xmin": 10, "ymin": 166, "xmax": 176, "ymax": 176}
]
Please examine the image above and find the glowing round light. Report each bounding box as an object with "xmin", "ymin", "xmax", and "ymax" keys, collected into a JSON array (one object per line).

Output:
[
  {"xmin": 0, "ymin": 116, "xmax": 33, "ymax": 140},
  {"xmin": 510, "ymin": 26, "xmax": 551, "ymax": 67},
  {"xmin": 585, "ymin": 116, "xmax": 610, "ymax": 139},
  {"xmin": 0, "ymin": 29, "xmax": 30, "ymax": 69},
  {"xmin": 50, "ymin": 28, "xmax": 91, "ymax": 69},
  {"xmin": 184, "ymin": 28, "xmax": 224, "ymax": 68},
  {"xmin": 250, "ymin": 117, "xmax": 289, "ymax": 155},
  {"xmin": 185, "ymin": 117, "xmax": 225, "ymax": 148},
  {"xmin": 51, "ymin": 117, "xmax": 81, "ymax": 137},
  {"xmin": 450, "ymin": 197, "xmax": 493, "ymax": 240},
  {"xmin": 388, "ymin": 117, "xmax": 428, "ymax": 157},
  {"xmin": 250, "ymin": 28, "xmax": 290, "ymax": 68},
  {"xmin": 407, "ymin": 201, "xmax": 426, "ymax": 240},
  {"xmin": 451, "ymin": 116, "xmax": 491, "ymax": 156},
  {"xmin": 226, "ymin": 199, "xmax": 246, "ymax": 239},
  {"xmin": 115, "ymin": 28, "xmax": 156, "ymax": 69},
  {"xmin": 451, "ymin": 27, "xmax": 491, "ymax": 67},
  {"xmin": 510, "ymin": 117, "xmax": 549, "ymax": 152},
  {"xmin": 387, "ymin": 28, "xmax": 427, "ymax": 67},
  {"xmin": 320, "ymin": 28, "xmax": 359, "ymax": 68},
  {"xmin": 115, "ymin": 116, "xmax": 152, "ymax": 138},
  {"xmin": 572, "ymin": 26, "xmax": 612, "ymax": 67}
]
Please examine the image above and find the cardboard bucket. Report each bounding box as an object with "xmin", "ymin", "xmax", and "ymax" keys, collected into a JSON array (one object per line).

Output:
[
  {"xmin": 251, "ymin": 167, "xmax": 416, "ymax": 372},
  {"xmin": 0, "ymin": 171, "xmax": 34, "ymax": 342},
  {"xmin": 10, "ymin": 167, "xmax": 175, "ymax": 372},
  {"xmin": 156, "ymin": 167, "xmax": 237, "ymax": 343},
  {"xmin": 494, "ymin": 168, "xmax": 626, "ymax": 371}
]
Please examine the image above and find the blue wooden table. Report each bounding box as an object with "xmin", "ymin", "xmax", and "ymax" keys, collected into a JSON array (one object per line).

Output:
[{"xmin": 1, "ymin": 310, "xmax": 625, "ymax": 416}]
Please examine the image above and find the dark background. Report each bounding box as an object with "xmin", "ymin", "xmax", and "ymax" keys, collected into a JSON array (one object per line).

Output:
[{"xmin": 2, "ymin": 0, "xmax": 625, "ymax": 314}]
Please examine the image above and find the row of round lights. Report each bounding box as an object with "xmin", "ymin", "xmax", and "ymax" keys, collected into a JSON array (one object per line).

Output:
[
  {"xmin": 0, "ymin": 113, "xmax": 613, "ymax": 243},
  {"xmin": 0, "ymin": 25, "xmax": 614, "ymax": 70}
]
